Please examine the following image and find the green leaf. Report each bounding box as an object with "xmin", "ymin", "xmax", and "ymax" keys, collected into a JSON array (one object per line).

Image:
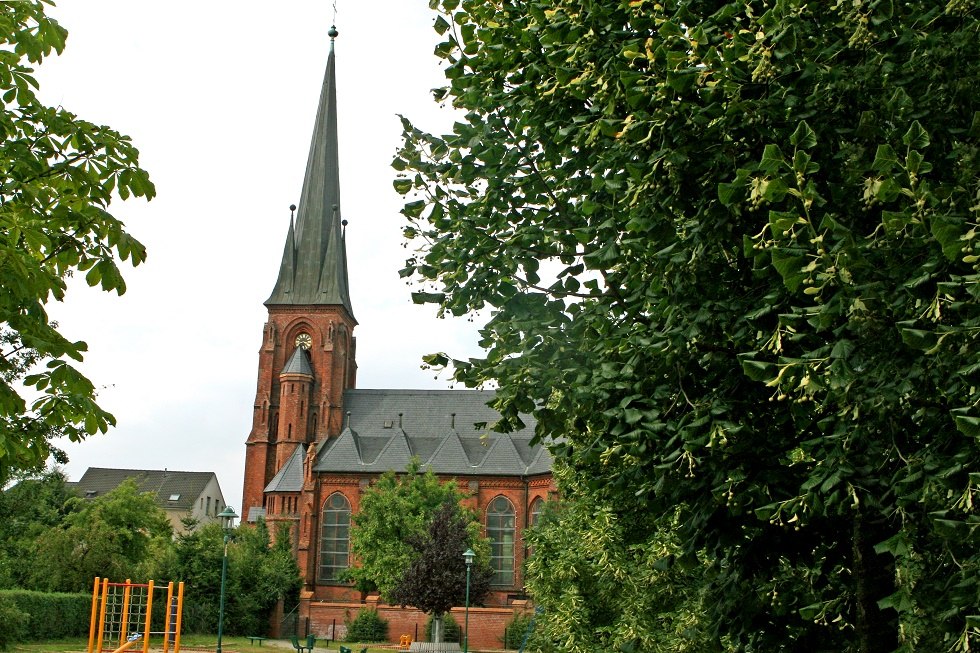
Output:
[
  {"xmin": 759, "ymin": 144, "xmax": 786, "ymax": 174},
  {"xmin": 872, "ymin": 144, "xmax": 899, "ymax": 172},
  {"xmin": 762, "ymin": 178, "xmax": 789, "ymax": 202},
  {"xmin": 434, "ymin": 15, "xmax": 451, "ymax": 35},
  {"xmin": 899, "ymin": 327, "xmax": 937, "ymax": 351},
  {"xmin": 873, "ymin": 533, "xmax": 909, "ymax": 557},
  {"xmin": 951, "ymin": 409, "xmax": 980, "ymax": 438},
  {"xmin": 881, "ymin": 210, "xmax": 911, "ymax": 234},
  {"xmin": 393, "ymin": 178, "xmax": 413, "ymax": 194},
  {"xmin": 877, "ymin": 590, "xmax": 913, "ymax": 613},
  {"xmin": 789, "ymin": 121, "xmax": 816, "ymax": 149},
  {"xmin": 403, "ymin": 200, "xmax": 427, "ymax": 218},
  {"xmin": 902, "ymin": 120, "xmax": 929, "ymax": 149},
  {"xmin": 931, "ymin": 216, "xmax": 966, "ymax": 261},
  {"xmin": 771, "ymin": 249, "xmax": 805, "ymax": 291},
  {"xmin": 741, "ymin": 358, "xmax": 775, "ymax": 382}
]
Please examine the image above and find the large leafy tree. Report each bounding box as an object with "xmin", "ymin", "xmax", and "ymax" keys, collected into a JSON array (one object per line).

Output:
[
  {"xmin": 0, "ymin": 0, "xmax": 154, "ymax": 482},
  {"xmin": 523, "ymin": 471, "xmax": 712, "ymax": 653},
  {"xmin": 28, "ymin": 479, "xmax": 172, "ymax": 592},
  {"xmin": 0, "ymin": 467, "xmax": 74, "ymax": 588},
  {"xmin": 396, "ymin": 1, "xmax": 980, "ymax": 651},
  {"xmin": 347, "ymin": 460, "xmax": 489, "ymax": 603},
  {"xmin": 151, "ymin": 520, "xmax": 302, "ymax": 636}
]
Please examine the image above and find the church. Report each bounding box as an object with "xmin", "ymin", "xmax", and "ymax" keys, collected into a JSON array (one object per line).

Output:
[{"xmin": 240, "ymin": 26, "xmax": 553, "ymax": 642}]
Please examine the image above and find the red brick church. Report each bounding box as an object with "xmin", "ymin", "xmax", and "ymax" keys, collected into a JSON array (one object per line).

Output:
[{"xmin": 240, "ymin": 26, "xmax": 553, "ymax": 644}]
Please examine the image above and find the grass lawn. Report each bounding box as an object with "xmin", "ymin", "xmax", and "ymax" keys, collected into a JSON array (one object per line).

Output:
[{"xmin": 6, "ymin": 635, "xmax": 393, "ymax": 652}]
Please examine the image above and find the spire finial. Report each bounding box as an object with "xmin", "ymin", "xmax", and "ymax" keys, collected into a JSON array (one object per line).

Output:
[{"xmin": 328, "ymin": 24, "xmax": 338, "ymax": 40}]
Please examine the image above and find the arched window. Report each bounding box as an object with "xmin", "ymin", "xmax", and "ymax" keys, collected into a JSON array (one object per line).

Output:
[
  {"xmin": 527, "ymin": 497, "xmax": 544, "ymax": 526},
  {"xmin": 487, "ymin": 496, "xmax": 516, "ymax": 586},
  {"xmin": 319, "ymin": 493, "xmax": 351, "ymax": 582},
  {"xmin": 529, "ymin": 497, "xmax": 544, "ymax": 527}
]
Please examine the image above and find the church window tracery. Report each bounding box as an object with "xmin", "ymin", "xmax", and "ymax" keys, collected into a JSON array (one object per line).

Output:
[
  {"xmin": 319, "ymin": 492, "xmax": 351, "ymax": 582},
  {"xmin": 487, "ymin": 496, "xmax": 516, "ymax": 586}
]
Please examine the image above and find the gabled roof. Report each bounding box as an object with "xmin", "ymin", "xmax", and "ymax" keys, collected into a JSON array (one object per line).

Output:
[
  {"xmin": 74, "ymin": 468, "xmax": 218, "ymax": 511},
  {"xmin": 310, "ymin": 389, "xmax": 552, "ymax": 477},
  {"xmin": 266, "ymin": 32, "xmax": 353, "ymax": 316}
]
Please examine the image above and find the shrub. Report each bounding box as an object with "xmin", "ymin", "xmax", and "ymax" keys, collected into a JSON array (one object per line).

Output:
[
  {"xmin": 503, "ymin": 611, "xmax": 534, "ymax": 649},
  {"xmin": 0, "ymin": 595, "xmax": 29, "ymax": 651},
  {"xmin": 424, "ymin": 612, "xmax": 459, "ymax": 643},
  {"xmin": 0, "ymin": 590, "xmax": 89, "ymax": 640},
  {"xmin": 345, "ymin": 608, "xmax": 388, "ymax": 642}
]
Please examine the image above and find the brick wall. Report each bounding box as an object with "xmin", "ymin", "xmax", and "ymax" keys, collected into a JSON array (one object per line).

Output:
[{"xmin": 304, "ymin": 599, "xmax": 530, "ymax": 650}]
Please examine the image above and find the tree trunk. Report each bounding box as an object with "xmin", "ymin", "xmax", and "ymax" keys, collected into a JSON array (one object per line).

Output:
[
  {"xmin": 431, "ymin": 613, "xmax": 443, "ymax": 644},
  {"xmin": 852, "ymin": 509, "xmax": 898, "ymax": 653}
]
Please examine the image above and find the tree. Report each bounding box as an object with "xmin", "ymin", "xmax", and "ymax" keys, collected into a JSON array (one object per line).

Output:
[
  {"xmin": 227, "ymin": 522, "xmax": 303, "ymax": 636},
  {"xmin": 149, "ymin": 519, "xmax": 301, "ymax": 636},
  {"xmin": 0, "ymin": 1, "xmax": 155, "ymax": 482},
  {"xmin": 29, "ymin": 479, "xmax": 172, "ymax": 592},
  {"xmin": 389, "ymin": 501, "xmax": 492, "ymax": 642},
  {"xmin": 523, "ymin": 473, "xmax": 713, "ymax": 653},
  {"xmin": 347, "ymin": 460, "xmax": 478, "ymax": 601},
  {"xmin": 396, "ymin": 1, "xmax": 980, "ymax": 651},
  {"xmin": 0, "ymin": 467, "xmax": 74, "ymax": 588}
]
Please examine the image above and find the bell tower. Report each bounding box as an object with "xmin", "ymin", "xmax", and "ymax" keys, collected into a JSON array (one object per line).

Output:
[{"xmin": 242, "ymin": 25, "xmax": 356, "ymax": 519}]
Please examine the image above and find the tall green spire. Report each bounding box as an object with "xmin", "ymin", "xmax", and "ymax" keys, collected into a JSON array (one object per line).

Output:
[{"xmin": 266, "ymin": 26, "xmax": 353, "ymax": 316}]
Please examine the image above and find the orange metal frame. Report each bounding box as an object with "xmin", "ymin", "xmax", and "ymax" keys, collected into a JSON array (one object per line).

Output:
[{"xmin": 87, "ymin": 577, "xmax": 185, "ymax": 653}]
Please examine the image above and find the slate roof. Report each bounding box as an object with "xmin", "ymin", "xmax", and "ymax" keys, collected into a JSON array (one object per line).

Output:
[
  {"xmin": 310, "ymin": 389, "xmax": 552, "ymax": 477},
  {"xmin": 265, "ymin": 447, "xmax": 306, "ymax": 493},
  {"xmin": 74, "ymin": 467, "xmax": 218, "ymax": 511},
  {"xmin": 247, "ymin": 506, "xmax": 267, "ymax": 522},
  {"xmin": 266, "ymin": 35, "xmax": 353, "ymax": 315},
  {"xmin": 282, "ymin": 347, "xmax": 314, "ymax": 376}
]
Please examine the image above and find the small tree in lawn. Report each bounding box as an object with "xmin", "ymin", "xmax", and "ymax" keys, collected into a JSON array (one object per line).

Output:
[{"xmin": 390, "ymin": 501, "xmax": 492, "ymax": 644}]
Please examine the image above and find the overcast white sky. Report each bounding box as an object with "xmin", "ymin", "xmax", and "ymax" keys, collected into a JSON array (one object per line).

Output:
[{"xmin": 37, "ymin": 1, "xmax": 479, "ymax": 510}]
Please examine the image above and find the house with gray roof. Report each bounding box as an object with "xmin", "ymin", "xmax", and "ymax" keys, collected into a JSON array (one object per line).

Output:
[{"xmin": 74, "ymin": 467, "xmax": 226, "ymax": 534}]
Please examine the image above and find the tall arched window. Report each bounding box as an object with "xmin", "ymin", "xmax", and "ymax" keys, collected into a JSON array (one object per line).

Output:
[
  {"xmin": 529, "ymin": 497, "xmax": 544, "ymax": 527},
  {"xmin": 319, "ymin": 493, "xmax": 351, "ymax": 582},
  {"xmin": 487, "ymin": 496, "xmax": 516, "ymax": 586}
]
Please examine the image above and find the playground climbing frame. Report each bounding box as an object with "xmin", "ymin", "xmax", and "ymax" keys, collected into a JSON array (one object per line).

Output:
[{"xmin": 88, "ymin": 577, "xmax": 185, "ymax": 653}]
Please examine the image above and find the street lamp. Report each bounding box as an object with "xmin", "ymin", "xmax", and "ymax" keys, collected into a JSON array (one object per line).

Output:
[
  {"xmin": 216, "ymin": 506, "xmax": 238, "ymax": 653},
  {"xmin": 463, "ymin": 548, "xmax": 475, "ymax": 653}
]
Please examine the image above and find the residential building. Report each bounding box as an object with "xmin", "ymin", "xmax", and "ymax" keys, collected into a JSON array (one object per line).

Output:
[{"xmin": 73, "ymin": 467, "xmax": 226, "ymax": 534}]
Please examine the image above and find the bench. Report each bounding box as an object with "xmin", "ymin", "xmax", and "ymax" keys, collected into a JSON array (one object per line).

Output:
[{"xmin": 246, "ymin": 636, "xmax": 267, "ymax": 646}]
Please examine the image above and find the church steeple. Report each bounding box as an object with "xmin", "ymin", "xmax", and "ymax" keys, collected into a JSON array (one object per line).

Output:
[
  {"xmin": 244, "ymin": 25, "xmax": 358, "ymax": 524},
  {"xmin": 266, "ymin": 26, "xmax": 353, "ymax": 316}
]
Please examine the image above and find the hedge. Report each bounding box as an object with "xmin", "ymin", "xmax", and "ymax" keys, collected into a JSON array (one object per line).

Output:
[{"xmin": 0, "ymin": 590, "xmax": 91, "ymax": 642}]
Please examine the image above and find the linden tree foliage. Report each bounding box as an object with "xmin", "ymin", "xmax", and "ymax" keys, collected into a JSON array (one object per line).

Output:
[
  {"xmin": 396, "ymin": 0, "xmax": 980, "ymax": 650},
  {"xmin": 0, "ymin": 1, "xmax": 154, "ymax": 481},
  {"xmin": 347, "ymin": 460, "xmax": 488, "ymax": 602},
  {"xmin": 523, "ymin": 467, "xmax": 714, "ymax": 653}
]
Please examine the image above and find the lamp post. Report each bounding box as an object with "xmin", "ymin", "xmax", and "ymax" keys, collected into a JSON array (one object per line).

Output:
[
  {"xmin": 463, "ymin": 548, "xmax": 475, "ymax": 653},
  {"xmin": 216, "ymin": 506, "xmax": 238, "ymax": 653}
]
